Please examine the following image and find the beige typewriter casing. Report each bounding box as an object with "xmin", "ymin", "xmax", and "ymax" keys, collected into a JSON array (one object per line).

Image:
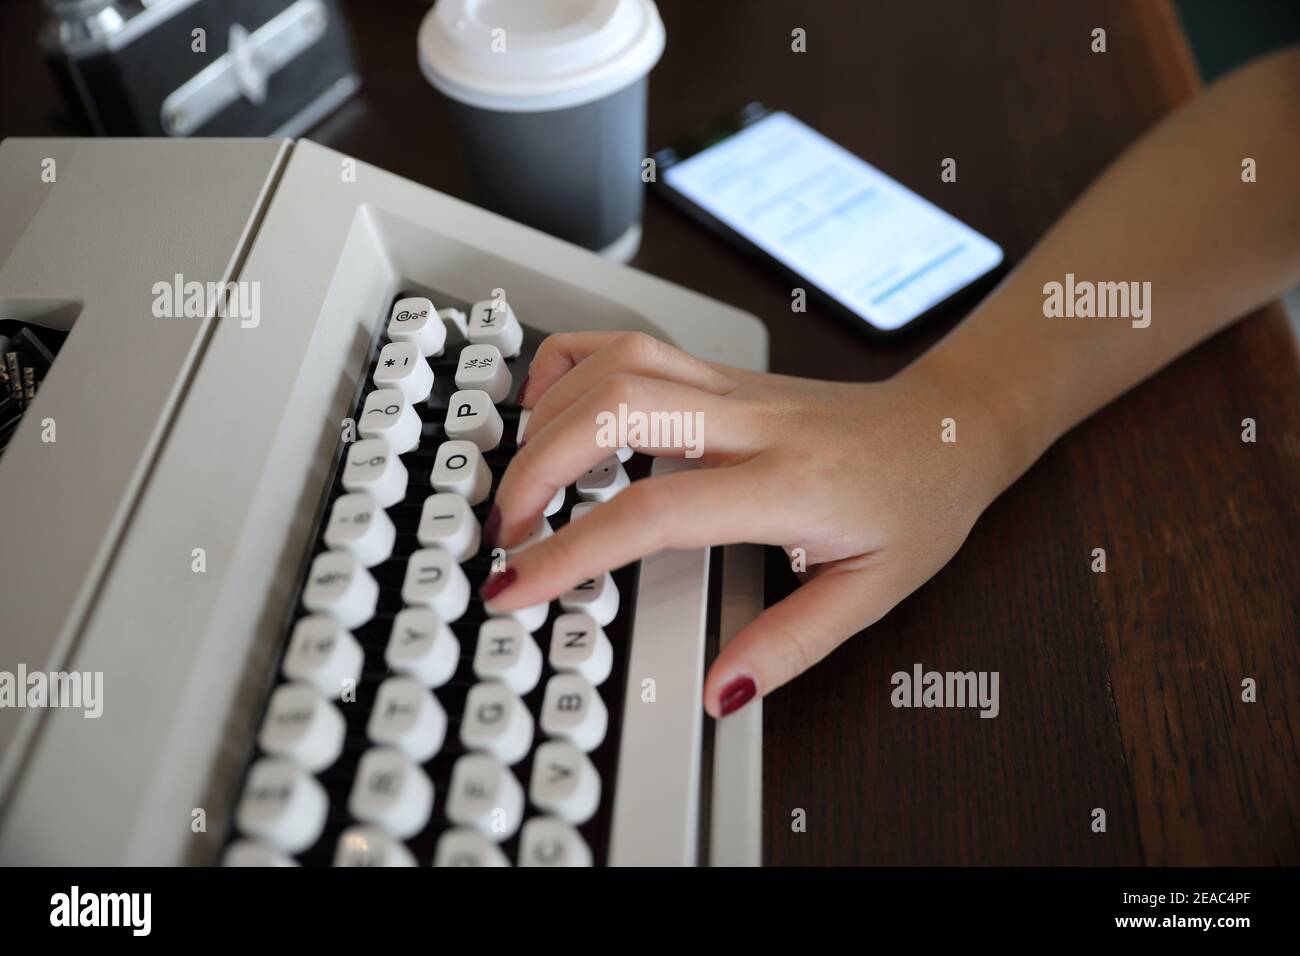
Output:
[{"xmin": 0, "ymin": 137, "xmax": 765, "ymax": 866}]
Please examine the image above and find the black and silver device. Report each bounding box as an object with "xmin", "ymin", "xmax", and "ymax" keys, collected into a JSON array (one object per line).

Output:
[{"xmin": 40, "ymin": 0, "xmax": 360, "ymax": 137}]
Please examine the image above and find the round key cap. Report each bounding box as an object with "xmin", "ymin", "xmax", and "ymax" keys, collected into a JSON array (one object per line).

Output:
[
  {"xmin": 302, "ymin": 551, "xmax": 379, "ymax": 630},
  {"xmin": 446, "ymin": 752, "xmax": 525, "ymax": 841},
  {"xmin": 388, "ymin": 296, "xmax": 446, "ymax": 357},
  {"xmin": 434, "ymin": 828, "xmax": 510, "ymax": 867},
  {"xmin": 333, "ymin": 825, "xmax": 417, "ymax": 867},
  {"xmin": 360, "ymin": 388, "xmax": 422, "ymax": 455},
  {"xmin": 529, "ymin": 740, "xmax": 601, "ymax": 825},
  {"xmin": 548, "ymin": 612, "xmax": 613, "ymax": 686},
  {"xmin": 416, "ymin": 493, "xmax": 480, "ymax": 562},
  {"xmin": 455, "ymin": 344, "xmax": 512, "ymax": 403},
  {"xmin": 235, "ymin": 757, "xmax": 328, "ymax": 854},
  {"xmin": 222, "ymin": 839, "xmax": 298, "ymax": 867},
  {"xmin": 444, "ymin": 389, "xmax": 503, "ymax": 451},
  {"xmin": 374, "ymin": 341, "xmax": 435, "ymax": 403},
  {"xmin": 324, "ymin": 492, "xmax": 395, "ymax": 567},
  {"xmin": 559, "ymin": 570, "xmax": 618, "ymax": 626},
  {"xmin": 258, "ymin": 682, "xmax": 346, "ymax": 772},
  {"xmin": 341, "ymin": 438, "xmax": 408, "ymax": 508},
  {"xmin": 540, "ymin": 673, "xmax": 608, "ymax": 752},
  {"xmin": 431, "ymin": 439, "xmax": 491, "ymax": 505},
  {"xmin": 516, "ymin": 407, "xmax": 531, "ymax": 445},
  {"xmin": 473, "ymin": 618, "xmax": 543, "ymax": 694},
  {"xmin": 401, "ymin": 547, "xmax": 470, "ymax": 622},
  {"xmin": 468, "ymin": 298, "xmax": 524, "ymax": 358},
  {"xmin": 615, "ymin": 445, "xmax": 633, "ymax": 463},
  {"xmin": 283, "ymin": 615, "xmax": 363, "ymax": 699},
  {"xmin": 496, "ymin": 598, "xmax": 549, "ymax": 634},
  {"xmin": 518, "ymin": 817, "xmax": 592, "ymax": 867},
  {"xmin": 367, "ymin": 676, "xmax": 448, "ymax": 762},
  {"xmin": 385, "ymin": 607, "xmax": 460, "ymax": 688},
  {"xmin": 576, "ymin": 455, "xmax": 629, "ymax": 502},
  {"xmin": 460, "ymin": 682, "xmax": 534, "ymax": 765},
  {"xmin": 568, "ymin": 500, "xmax": 599, "ymax": 523},
  {"xmin": 348, "ymin": 747, "xmax": 434, "ymax": 840}
]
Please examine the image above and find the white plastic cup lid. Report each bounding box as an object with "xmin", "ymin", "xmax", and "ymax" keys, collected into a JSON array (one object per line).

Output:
[{"xmin": 418, "ymin": 0, "xmax": 666, "ymax": 113}]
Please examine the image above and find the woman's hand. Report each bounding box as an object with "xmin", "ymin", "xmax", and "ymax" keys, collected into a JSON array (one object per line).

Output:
[{"xmin": 483, "ymin": 331, "xmax": 1027, "ymax": 717}]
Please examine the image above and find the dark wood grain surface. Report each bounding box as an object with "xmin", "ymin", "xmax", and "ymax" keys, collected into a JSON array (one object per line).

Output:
[{"xmin": 3, "ymin": 0, "xmax": 1296, "ymax": 865}]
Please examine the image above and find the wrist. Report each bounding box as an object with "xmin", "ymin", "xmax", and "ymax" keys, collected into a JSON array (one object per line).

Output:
[{"xmin": 900, "ymin": 342, "xmax": 1052, "ymax": 507}]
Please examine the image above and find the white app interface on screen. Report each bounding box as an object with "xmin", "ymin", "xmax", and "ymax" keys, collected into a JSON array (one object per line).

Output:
[{"xmin": 663, "ymin": 111, "xmax": 1004, "ymax": 331}]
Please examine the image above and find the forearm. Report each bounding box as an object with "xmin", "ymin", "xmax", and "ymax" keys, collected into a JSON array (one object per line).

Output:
[{"xmin": 913, "ymin": 45, "xmax": 1300, "ymax": 493}]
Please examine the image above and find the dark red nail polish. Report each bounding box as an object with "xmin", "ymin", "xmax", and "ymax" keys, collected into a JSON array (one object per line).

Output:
[
  {"xmin": 480, "ymin": 566, "xmax": 517, "ymax": 603},
  {"xmin": 516, "ymin": 374, "xmax": 530, "ymax": 407},
  {"xmin": 718, "ymin": 676, "xmax": 756, "ymax": 716},
  {"xmin": 483, "ymin": 505, "xmax": 501, "ymax": 548}
]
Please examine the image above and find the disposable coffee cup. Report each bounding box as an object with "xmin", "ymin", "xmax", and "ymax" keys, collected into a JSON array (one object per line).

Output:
[{"xmin": 418, "ymin": 0, "xmax": 665, "ymax": 262}]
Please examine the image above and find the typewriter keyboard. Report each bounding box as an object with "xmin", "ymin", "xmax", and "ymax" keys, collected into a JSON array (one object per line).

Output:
[{"xmin": 222, "ymin": 292, "xmax": 644, "ymax": 866}]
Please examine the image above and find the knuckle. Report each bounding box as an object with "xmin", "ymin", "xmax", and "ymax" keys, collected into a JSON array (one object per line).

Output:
[
  {"xmin": 598, "ymin": 371, "xmax": 642, "ymax": 408},
  {"xmin": 617, "ymin": 331, "xmax": 662, "ymax": 367}
]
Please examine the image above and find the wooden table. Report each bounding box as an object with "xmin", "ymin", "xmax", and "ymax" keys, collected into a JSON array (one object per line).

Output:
[{"xmin": 3, "ymin": 0, "xmax": 1296, "ymax": 865}]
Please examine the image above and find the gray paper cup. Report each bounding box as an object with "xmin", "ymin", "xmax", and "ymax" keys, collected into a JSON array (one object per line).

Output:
[{"xmin": 418, "ymin": 0, "xmax": 665, "ymax": 261}]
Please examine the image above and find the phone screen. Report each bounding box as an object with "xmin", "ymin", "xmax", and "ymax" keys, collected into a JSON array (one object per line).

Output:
[{"xmin": 660, "ymin": 110, "xmax": 1003, "ymax": 333}]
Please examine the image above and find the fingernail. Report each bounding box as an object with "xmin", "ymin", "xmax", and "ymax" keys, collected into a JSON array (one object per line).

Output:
[
  {"xmin": 480, "ymin": 566, "xmax": 517, "ymax": 604},
  {"xmin": 483, "ymin": 505, "xmax": 501, "ymax": 548},
  {"xmin": 516, "ymin": 375, "xmax": 530, "ymax": 407},
  {"xmin": 718, "ymin": 676, "xmax": 756, "ymax": 716}
]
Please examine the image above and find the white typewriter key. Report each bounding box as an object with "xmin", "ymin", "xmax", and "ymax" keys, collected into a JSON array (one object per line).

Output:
[
  {"xmin": 444, "ymin": 389, "xmax": 503, "ymax": 451},
  {"xmin": 385, "ymin": 608, "xmax": 460, "ymax": 688},
  {"xmin": 359, "ymin": 388, "xmax": 422, "ymax": 455},
  {"xmin": 559, "ymin": 571, "xmax": 619, "ymax": 626},
  {"xmin": 576, "ymin": 455, "xmax": 629, "ymax": 503},
  {"xmin": 496, "ymin": 599, "xmax": 549, "ymax": 634},
  {"xmin": 373, "ymin": 341, "xmax": 434, "ymax": 403},
  {"xmin": 529, "ymin": 740, "xmax": 601, "ymax": 825},
  {"xmin": 416, "ymin": 493, "xmax": 480, "ymax": 562},
  {"xmin": 473, "ymin": 618, "xmax": 543, "ymax": 694},
  {"xmin": 333, "ymin": 824, "xmax": 417, "ymax": 867},
  {"xmin": 435, "ymin": 828, "xmax": 511, "ymax": 867},
  {"xmin": 348, "ymin": 747, "xmax": 435, "ymax": 840},
  {"xmin": 516, "ymin": 407, "xmax": 531, "ymax": 445},
  {"xmin": 446, "ymin": 752, "xmax": 525, "ymax": 841},
  {"xmin": 222, "ymin": 839, "xmax": 298, "ymax": 867},
  {"xmin": 388, "ymin": 296, "xmax": 446, "ymax": 357},
  {"xmin": 258, "ymin": 683, "xmax": 346, "ymax": 772},
  {"xmin": 508, "ymin": 515, "xmax": 552, "ymax": 555},
  {"xmin": 235, "ymin": 757, "xmax": 328, "ymax": 854},
  {"xmin": 468, "ymin": 298, "xmax": 524, "ymax": 358},
  {"xmin": 615, "ymin": 445, "xmax": 633, "ymax": 463},
  {"xmin": 367, "ymin": 676, "xmax": 448, "ymax": 763},
  {"xmin": 401, "ymin": 547, "xmax": 470, "ymax": 622},
  {"xmin": 324, "ymin": 492, "xmax": 395, "ymax": 568},
  {"xmin": 568, "ymin": 500, "xmax": 599, "ymax": 522},
  {"xmin": 518, "ymin": 817, "xmax": 592, "ymax": 867},
  {"xmin": 549, "ymin": 613, "xmax": 614, "ymax": 686},
  {"xmin": 283, "ymin": 615, "xmax": 363, "ymax": 699},
  {"xmin": 341, "ymin": 438, "xmax": 408, "ymax": 509},
  {"xmin": 543, "ymin": 485, "xmax": 565, "ymax": 517},
  {"xmin": 540, "ymin": 673, "xmax": 608, "ymax": 752},
  {"xmin": 438, "ymin": 306, "xmax": 469, "ymax": 341},
  {"xmin": 455, "ymin": 344, "xmax": 512, "ymax": 403},
  {"xmin": 431, "ymin": 439, "xmax": 492, "ymax": 505},
  {"xmin": 302, "ymin": 551, "xmax": 379, "ymax": 630},
  {"xmin": 460, "ymin": 682, "xmax": 534, "ymax": 765}
]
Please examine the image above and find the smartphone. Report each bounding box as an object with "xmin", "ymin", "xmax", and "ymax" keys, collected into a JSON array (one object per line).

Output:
[{"xmin": 652, "ymin": 103, "xmax": 1004, "ymax": 338}]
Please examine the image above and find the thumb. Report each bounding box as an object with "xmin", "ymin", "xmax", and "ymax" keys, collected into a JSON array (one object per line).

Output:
[{"xmin": 703, "ymin": 564, "xmax": 893, "ymax": 718}]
